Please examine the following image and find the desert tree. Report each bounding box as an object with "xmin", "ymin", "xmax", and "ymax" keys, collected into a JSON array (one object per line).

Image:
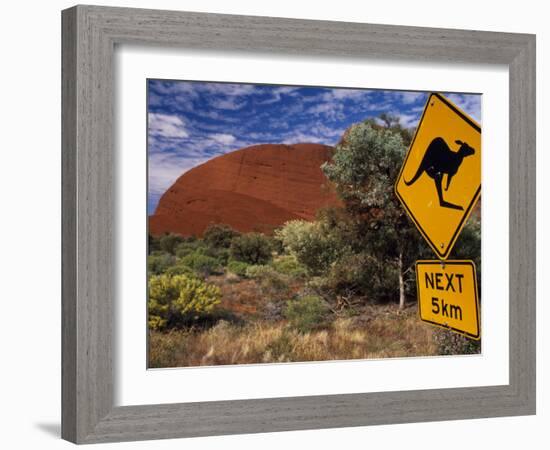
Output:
[{"xmin": 322, "ymin": 119, "xmax": 428, "ymax": 309}]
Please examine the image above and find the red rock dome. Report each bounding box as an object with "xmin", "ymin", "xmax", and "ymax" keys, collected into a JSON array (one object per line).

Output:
[{"xmin": 149, "ymin": 143, "xmax": 341, "ymax": 236}]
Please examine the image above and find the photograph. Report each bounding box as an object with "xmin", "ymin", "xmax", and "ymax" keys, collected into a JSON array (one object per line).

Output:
[
  {"xmin": 146, "ymin": 79, "xmax": 482, "ymax": 368},
  {"xmin": 1, "ymin": 1, "xmax": 541, "ymax": 447}
]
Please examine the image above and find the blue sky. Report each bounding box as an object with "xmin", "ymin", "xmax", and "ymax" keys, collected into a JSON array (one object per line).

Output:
[{"xmin": 147, "ymin": 79, "xmax": 481, "ymax": 214}]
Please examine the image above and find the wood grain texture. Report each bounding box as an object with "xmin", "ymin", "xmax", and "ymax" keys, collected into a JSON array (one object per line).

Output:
[
  {"xmin": 508, "ymin": 36, "xmax": 536, "ymax": 410},
  {"xmin": 61, "ymin": 7, "xmax": 77, "ymax": 443},
  {"xmin": 61, "ymin": 4, "xmax": 536, "ymax": 444}
]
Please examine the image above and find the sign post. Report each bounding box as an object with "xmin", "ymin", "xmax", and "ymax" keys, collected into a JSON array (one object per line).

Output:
[{"xmin": 395, "ymin": 93, "xmax": 481, "ymax": 339}]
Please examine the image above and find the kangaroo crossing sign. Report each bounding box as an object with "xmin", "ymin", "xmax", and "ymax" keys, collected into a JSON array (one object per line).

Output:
[
  {"xmin": 416, "ymin": 260, "xmax": 480, "ymax": 339},
  {"xmin": 395, "ymin": 93, "xmax": 481, "ymax": 259}
]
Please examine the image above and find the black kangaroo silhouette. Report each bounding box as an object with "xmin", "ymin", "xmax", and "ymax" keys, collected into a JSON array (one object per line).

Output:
[{"xmin": 404, "ymin": 137, "xmax": 475, "ymax": 211}]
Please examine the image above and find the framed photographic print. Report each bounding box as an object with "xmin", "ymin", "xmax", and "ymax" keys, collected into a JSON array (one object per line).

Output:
[{"xmin": 62, "ymin": 5, "xmax": 536, "ymax": 444}]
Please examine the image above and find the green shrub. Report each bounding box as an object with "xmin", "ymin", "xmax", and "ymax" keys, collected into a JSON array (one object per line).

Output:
[
  {"xmin": 226, "ymin": 260, "xmax": 250, "ymax": 277},
  {"xmin": 325, "ymin": 252, "xmax": 398, "ymax": 301},
  {"xmin": 245, "ymin": 264, "xmax": 275, "ymax": 280},
  {"xmin": 164, "ymin": 263, "xmax": 195, "ymax": 277},
  {"xmin": 174, "ymin": 240, "xmax": 204, "ymax": 258},
  {"xmin": 203, "ymin": 223, "xmax": 240, "ymax": 248},
  {"xmin": 180, "ymin": 252, "xmax": 221, "ymax": 277},
  {"xmin": 269, "ymin": 234, "xmax": 285, "ymax": 254},
  {"xmin": 148, "ymin": 234, "xmax": 161, "ymax": 252},
  {"xmin": 450, "ymin": 216, "xmax": 481, "ymax": 288},
  {"xmin": 275, "ymin": 220, "xmax": 314, "ymax": 254},
  {"xmin": 205, "ymin": 247, "xmax": 231, "ymax": 266},
  {"xmin": 158, "ymin": 233, "xmax": 185, "ymax": 254},
  {"xmin": 148, "ymin": 252, "xmax": 177, "ymax": 275},
  {"xmin": 275, "ymin": 220, "xmax": 344, "ymax": 275},
  {"xmin": 246, "ymin": 265, "xmax": 290, "ymax": 300},
  {"xmin": 284, "ymin": 295, "xmax": 329, "ymax": 333},
  {"xmin": 433, "ymin": 329, "xmax": 481, "ymax": 355},
  {"xmin": 271, "ymin": 255, "xmax": 307, "ymax": 278},
  {"xmin": 230, "ymin": 232, "xmax": 272, "ymax": 265},
  {"xmin": 148, "ymin": 274, "xmax": 221, "ymax": 330}
]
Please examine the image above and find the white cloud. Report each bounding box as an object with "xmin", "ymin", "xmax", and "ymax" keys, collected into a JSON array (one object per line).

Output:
[
  {"xmin": 192, "ymin": 108, "xmax": 243, "ymax": 123},
  {"xmin": 148, "ymin": 113, "xmax": 189, "ymax": 138},
  {"xmin": 247, "ymin": 131, "xmax": 280, "ymax": 141},
  {"xmin": 148, "ymin": 152, "xmax": 205, "ymax": 196},
  {"xmin": 148, "ymin": 143, "xmax": 244, "ymax": 195},
  {"xmin": 328, "ymin": 89, "xmax": 368, "ymax": 101},
  {"xmin": 209, "ymin": 133, "xmax": 236, "ymax": 145},
  {"xmin": 399, "ymin": 92, "xmax": 427, "ymax": 104},
  {"xmin": 203, "ymin": 83, "xmax": 259, "ymax": 97},
  {"xmin": 281, "ymin": 127, "xmax": 334, "ymax": 145},
  {"xmin": 258, "ymin": 86, "xmax": 301, "ymax": 104},
  {"xmin": 307, "ymin": 122, "xmax": 345, "ymax": 139},
  {"xmin": 275, "ymin": 86, "xmax": 300, "ymax": 95},
  {"xmin": 305, "ymin": 89, "xmax": 381, "ymax": 120},
  {"xmin": 280, "ymin": 102, "xmax": 305, "ymax": 116},
  {"xmin": 397, "ymin": 113, "xmax": 421, "ymax": 128},
  {"xmin": 148, "ymin": 133, "xmax": 247, "ymax": 197},
  {"xmin": 282, "ymin": 134, "xmax": 325, "ymax": 145},
  {"xmin": 409, "ymin": 105, "xmax": 425, "ymax": 113},
  {"xmin": 307, "ymin": 102, "xmax": 345, "ymax": 121},
  {"xmin": 445, "ymin": 94, "xmax": 482, "ymax": 123},
  {"xmin": 308, "ymin": 103, "xmax": 332, "ymax": 114},
  {"xmin": 209, "ymin": 97, "xmax": 247, "ymax": 110}
]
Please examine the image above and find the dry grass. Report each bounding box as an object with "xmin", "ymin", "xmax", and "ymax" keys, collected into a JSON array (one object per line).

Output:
[{"xmin": 148, "ymin": 306, "xmax": 438, "ymax": 368}]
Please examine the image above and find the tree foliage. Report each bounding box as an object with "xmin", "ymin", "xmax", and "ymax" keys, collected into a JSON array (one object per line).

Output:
[
  {"xmin": 284, "ymin": 295, "xmax": 329, "ymax": 333},
  {"xmin": 246, "ymin": 264, "xmax": 290, "ymax": 300},
  {"xmin": 226, "ymin": 259, "xmax": 250, "ymax": 277},
  {"xmin": 158, "ymin": 233, "xmax": 185, "ymax": 254},
  {"xmin": 321, "ymin": 120, "xmax": 429, "ymax": 306},
  {"xmin": 203, "ymin": 223, "xmax": 241, "ymax": 248},
  {"xmin": 148, "ymin": 252, "xmax": 177, "ymax": 275},
  {"xmin": 450, "ymin": 215, "xmax": 482, "ymax": 288},
  {"xmin": 270, "ymin": 255, "xmax": 308, "ymax": 278},
  {"xmin": 230, "ymin": 232, "xmax": 272, "ymax": 265},
  {"xmin": 180, "ymin": 253, "xmax": 221, "ymax": 277},
  {"xmin": 322, "ymin": 120, "xmax": 405, "ymax": 212},
  {"xmin": 275, "ymin": 219, "xmax": 347, "ymax": 275}
]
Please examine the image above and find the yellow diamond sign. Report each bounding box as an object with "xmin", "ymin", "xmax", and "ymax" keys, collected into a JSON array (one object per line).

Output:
[{"xmin": 395, "ymin": 93, "xmax": 481, "ymax": 259}]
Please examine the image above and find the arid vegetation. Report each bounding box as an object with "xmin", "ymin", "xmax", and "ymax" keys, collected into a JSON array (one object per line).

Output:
[
  {"xmin": 148, "ymin": 117, "xmax": 481, "ymax": 367},
  {"xmin": 149, "ymin": 307, "xmax": 436, "ymax": 368}
]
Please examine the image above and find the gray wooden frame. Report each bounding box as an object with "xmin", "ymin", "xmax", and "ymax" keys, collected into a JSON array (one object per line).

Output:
[{"xmin": 62, "ymin": 4, "xmax": 536, "ymax": 444}]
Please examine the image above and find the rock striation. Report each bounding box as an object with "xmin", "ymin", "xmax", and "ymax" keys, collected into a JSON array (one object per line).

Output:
[{"xmin": 149, "ymin": 143, "xmax": 341, "ymax": 236}]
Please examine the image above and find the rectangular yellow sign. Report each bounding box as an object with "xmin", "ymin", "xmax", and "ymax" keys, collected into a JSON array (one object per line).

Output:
[{"xmin": 416, "ymin": 260, "xmax": 480, "ymax": 339}]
